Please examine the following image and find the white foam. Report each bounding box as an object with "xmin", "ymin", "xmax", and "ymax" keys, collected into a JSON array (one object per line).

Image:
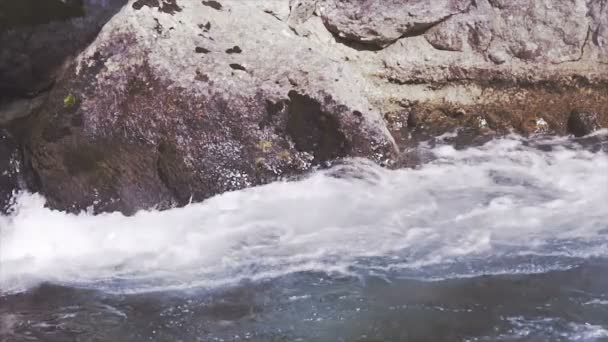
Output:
[
  {"xmin": 1, "ymin": 135, "xmax": 607, "ymax": 293},
  {"xmin": 499, "ymin": 317, "xmax": 608, "ymax": 341}
]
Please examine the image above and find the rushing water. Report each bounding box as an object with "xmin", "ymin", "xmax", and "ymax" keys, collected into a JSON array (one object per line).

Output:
[{"xmin": 1, "ymin": 132, "xmax": 608, "ymax": 341}]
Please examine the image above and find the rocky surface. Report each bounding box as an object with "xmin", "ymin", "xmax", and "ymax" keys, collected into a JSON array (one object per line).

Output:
[
  {"xmin": 320, "ymin": 0, "xmax": 472, "ymax": 48},
  {"xmin": 8, "ymin": 0, "xmax": 608, "ymax": 213},
  {"xmin": 0, "ymin": 0, "xmax": 127, "ymax": 125},
  {"xmin": 0, "ymin": 129, "xmax": 20, "ymax": 213}
]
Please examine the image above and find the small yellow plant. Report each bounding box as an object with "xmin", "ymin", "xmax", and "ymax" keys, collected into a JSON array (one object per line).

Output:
[
  {"xmin": 258, "ymin": 140, "xmax": 272, "ymax": 152},
  {"xmin": 64, "ymin": 94, "xmax": 77, "ymax": 108},
  {"xmin": 255, "ymin": 157, "xmax": 266, "ymax": 169},
  {"xmin": 278, "ymin": 150, "xmax": 292, "ymax": 162}
]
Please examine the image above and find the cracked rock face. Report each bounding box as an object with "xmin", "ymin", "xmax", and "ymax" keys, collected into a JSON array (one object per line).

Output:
[
  {"xmin": 485, "ymin": 0, "xmax": 589, "ymax": 64},
  {"xmin": 319, "ymin": 0, "xmax": 471, "ymax": 48},
  {"xmin": 21, "ymin": 0, "xmax": 608, "ymax": 213},
  {"xmin": 589, "ymin": 0, "xmax": 608, "ymax": 64}
]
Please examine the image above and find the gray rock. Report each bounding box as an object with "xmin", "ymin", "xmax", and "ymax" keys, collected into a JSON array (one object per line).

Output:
[
  {"xmin": 319, "ymin": 0, "xmax": 471, "ymax": 48},
  {"xmin": 424, "ymin": 0, "xmax": 493, "ymax": 54},
  {"xmin": 588, "ymin": 0, "xmax": 608, "ymax": 64},
  {"xmin": 485, "ymin": 0, "xmax": 589, "ymax": 64},
  {"xmin": 26, "ymin": 0, "xmax": 396, "ymax": 213},
  {"xmin": 288, "ymin": 0, "xmax": 318, "ymax": 26},
  {"xmin": 21, "ymin": 0, "xmax": 608, "ymax": 213}
]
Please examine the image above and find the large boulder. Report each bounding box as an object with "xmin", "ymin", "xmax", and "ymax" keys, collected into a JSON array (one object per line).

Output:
[
  {"xmin": 26, "ymin": 0, "xmax": 396, "ymax": 213},
  {"xmin": 24, "ymin": 0, "xmax": 608, "ymax": 213}
]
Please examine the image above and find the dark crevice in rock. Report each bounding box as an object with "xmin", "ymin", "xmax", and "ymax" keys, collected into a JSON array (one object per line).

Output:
[
  {"xmin": 19, "ymin": 135, "xmax": 42, "ymax": 201},
  {"xmin": 286, "ymin": 90, "xmax": 349, "ymax": 162},
  {"xmin": 402, "ymin": 18, "xmax": 453, "ymax": 39},
  {"xmin": 568, "ymin": 111, "xmax": 600, "ymax": 137},
  {"xmin": 486, "ymin": 0, "xmax": 506, "ymax": 9},
  {"xmin": 551, "ymin": 25, "xmax": 592, "ymax": 65},
  {"xmin": 229, "ymin": 63, "xmax": 247, "ymax": 71},
  {"xmin": 386, "ymin": 76, "xmax": 429, "ymax": 86},
  {"xmin": 195, "ymin": 69, "xmax": 210, "ymax": 81},
  {"xmin": 263, "ymin": 9, "xmax": 283, "ymax": 22},
  {"xmin": 133, "ymin": 0, "xmax": 182, "ymax": 14},
  {"xmin": 578, "ymin": 25, "xmax": 592, "ymax": 62},
  {"xmin": 331, "ymin": 34, "xmax": 384, "ymax": 52},
  {"xmin": 259, "ymin": 99, "xmax": 286, "ymax": 129},
  {"xmin": 427, "ymin": 40, "xmax": 463, "ymax": 52},
  {"xmin": 202, "ymin": 0, "xmax": 222, "ymax": 11},
  {"xmin": 153, "ymin": 18, "xmax": 163, "ymax": 33},
  {"xmin": 324, "ymin": 4, "xmax": 472, "ymax": 52},
  {"xmin": 195, "ymin": 46, "xmax": 211, "ymax": 53},
  {"xmin": 592, "ymin": 26, "xmax": 601, "ymax": 46},
  {"xmin": 226, "ymin": 46, "xmax": 242, "ymax": 54},
  {"xmin": 321, "ymin": 20, "xmax": 384, "ymax": 52}
]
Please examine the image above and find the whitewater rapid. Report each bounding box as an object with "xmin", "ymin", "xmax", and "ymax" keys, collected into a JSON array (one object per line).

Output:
[{"xmin": 1, "ymin": 133, "xmax": 607, "ymax": 294}]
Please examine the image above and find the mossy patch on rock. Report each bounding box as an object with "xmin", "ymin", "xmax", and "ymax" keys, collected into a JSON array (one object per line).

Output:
[{"xmin": 63, "ymin": 94, "xmax": 77, "ymax": 108}]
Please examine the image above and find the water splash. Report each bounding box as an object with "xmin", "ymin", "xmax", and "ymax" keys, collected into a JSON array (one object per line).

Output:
[{"xmin": 1, "ymin": 134, "xmax": 607, "ymax": 294}]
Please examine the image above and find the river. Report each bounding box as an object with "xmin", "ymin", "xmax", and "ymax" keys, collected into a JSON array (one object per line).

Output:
[{"xmin": 1, "ymin": 132, "xmax": 608, "ymax": 341}]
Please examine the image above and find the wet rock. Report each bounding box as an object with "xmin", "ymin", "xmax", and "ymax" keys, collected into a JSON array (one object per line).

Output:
[
  {"xmin": 0, "ymin": 0, "xmax": 84, "ymax": 29},
  {"xmin": 0, "ymin": 130, "xmax": 20, "ymax": 214},
  {"xmin": 0, "ymin": 0, "xmax": 127, "ymax": 125},
  {"xmin": 21, "ymin": 0, "xmax": 608, "ymax": 213},
  {"xmin": 26, "ymin": 0, "xmax": 395, "ymax": 213},
  {"xmin": 568, "ymin": 112, "xmax": 601, "ymax": 137}
]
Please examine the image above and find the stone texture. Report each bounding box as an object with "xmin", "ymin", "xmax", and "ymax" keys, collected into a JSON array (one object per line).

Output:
[
  {"xmin": 588, "ymin": 0, "xmax": 608, "ymax": 64},
  {"xmin": 25, "ymin": 0, "xmax": 395, "ymax": 213},
  {"xmin": 484, "ymin": 0, "xmax": 590, "ymax": 64},
  {"xmin": 15, "ymin": 0, "xmax": 608, "ymax": 213},
  {"xmin": 319, "ymin": 0, "xmax": 471, "ymax": 48},
  {"xmin": 0, "ymin": 129, "xmax": 20, "ymax": 214},
  {"xmin": 0, "ymin": 0, "xmax": 127, "ymax": 125}
]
